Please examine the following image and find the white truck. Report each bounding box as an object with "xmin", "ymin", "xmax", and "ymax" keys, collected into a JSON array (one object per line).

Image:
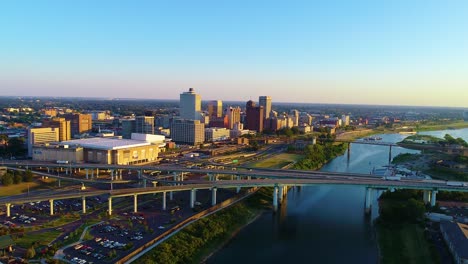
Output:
[
  {"xmin": 383, "ymin": 176, "xmax": 401, "ymax": 181},
  {"xmin": 446, "ymin": 181, "xmax": 467, "ymax": 187}
]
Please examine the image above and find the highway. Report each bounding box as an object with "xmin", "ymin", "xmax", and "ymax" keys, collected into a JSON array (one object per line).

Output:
[{"xmin": 1, "ymin": 176, "xmax": 466, "ymax": 206}]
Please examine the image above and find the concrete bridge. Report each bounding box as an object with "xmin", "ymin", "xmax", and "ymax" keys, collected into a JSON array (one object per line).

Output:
[{"xmin": 1, "ymin": 162, "xmax": 466, "ymax": 218}]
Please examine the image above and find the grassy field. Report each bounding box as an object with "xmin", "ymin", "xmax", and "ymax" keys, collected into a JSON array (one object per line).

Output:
[
  {"xmin": 14, "ymin": 229, "xmax": 62, "ymax": 248},
  {"xmin": 335, "ymin": 129, "xmax": 376, "ymax": 141},
  {"xmin": 415, "ymin": 121, "xmax": 468, "ymax": 131},
  {"xmin": 0, "ymin": 181, "xmax": 41, "ymax": 197},
  {"xmin": 378, "ymin": 224, "xmax": 438, "ymax": 264},
  {"xmin": 250, "ymin": 153, "xmax": 303, "ymax": 169}
]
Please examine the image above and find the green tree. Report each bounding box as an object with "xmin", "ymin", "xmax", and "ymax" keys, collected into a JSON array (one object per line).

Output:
[
  {"xmin": 2, "ymin": 173, "xmax": 13, "ymax": 186},
  {"xmin": 23, "ymin": 170, "xmax": 33, "ymax": 182},
  {"xmin": 13, "ymin": 173, "xmax": 23, "ymax": 184}
]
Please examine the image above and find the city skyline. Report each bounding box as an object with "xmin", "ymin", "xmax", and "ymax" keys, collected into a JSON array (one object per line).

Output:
[{"xmin": 1, "ymin": 1, "xmax": 468, "ymax": 107}]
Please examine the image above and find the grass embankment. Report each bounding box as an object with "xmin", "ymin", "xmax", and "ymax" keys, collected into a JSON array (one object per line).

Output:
[
  {"xmin": 415, "ymin": 121, "xmax": 468, "ymax": 131},
  {"xmin": 137, "ymin": 187, "xmax": 273, "ymax": 264},
  {"xmin": 377, "ymin": 190, "xmax": 439, "ymax": 264},
  {"xmin": 15, "ymin": 230, "xmax": 62, "ymax": 249},
  {"xmin": 391, "ymin": 153, "xmax": 421, "ymax": 164},
  {"xmin": 0, "ymin": 181, "xmax": 41, "ymax": 197},
  {"xmin": 335, "ymin": 129, "xmax": 376, "ymax": 141},
  {"xmin": 378, "ymin": 224, "xmax": 437, "ymax": 264},
  {"xmin": 250, "ymin": 153, "xmax": 303, "ymax": 169},
  {"xmin": 424, "ymin": 167, "xmax": 468, "ymax": 182}
]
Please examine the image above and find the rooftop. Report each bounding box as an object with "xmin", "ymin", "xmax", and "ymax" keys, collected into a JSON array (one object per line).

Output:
[
  {"xmin": 60, "ymin": 137, "xmax": 150, "ymax": 150},
  {"xmin": 440, "ymin": 220, "xmax": 468, "ymax": 260}
]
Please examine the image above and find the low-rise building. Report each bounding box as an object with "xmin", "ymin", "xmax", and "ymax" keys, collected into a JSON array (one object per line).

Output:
[
  {"xmin": 205, "ymin": 127, "xmax": 230, "ymax": 142},
  {"xmin": 440, "ymin": 221, "xmax": 468, "ymax": 264}
]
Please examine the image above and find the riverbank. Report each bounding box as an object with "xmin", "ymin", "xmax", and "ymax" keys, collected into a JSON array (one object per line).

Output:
[
  {"xmin": 136, "ymin": 187, "xmax": 273, "ymax": 264},
  {"xmin": 376, "ymin": 190, "xmax": 438, "ymax": 264}
]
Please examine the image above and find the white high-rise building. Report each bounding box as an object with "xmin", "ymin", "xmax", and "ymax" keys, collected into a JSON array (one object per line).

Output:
[
  {"xmin": 171, "ymin": 119, "xmax": 205, "ymax": 145},
  {"xmin": 180, "ymin": 88, "xmax": 201, "ymax": 120},
  {"xmin": 341, "ymin": 115, "xmax": 350, "ymax": 126},
  {"xmin": 259, "ymin": 96, "xmax": 272, "ymax": 119}
]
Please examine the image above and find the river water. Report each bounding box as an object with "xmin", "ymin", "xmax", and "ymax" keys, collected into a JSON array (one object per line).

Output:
[{"xmin": 208, "ymin": 133, "xmax": 424, "ymax": 264}]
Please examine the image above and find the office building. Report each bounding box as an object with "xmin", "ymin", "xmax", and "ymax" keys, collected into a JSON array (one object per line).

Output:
[
  {"xmin": 290, "ymin": 110, "xmax": 299, "ymax": 127},
  {"xmin": 180, "ymin": 88, "xmax": 201, "ymax": 120},
  {"xmin": 205, "ymin": 127, "xmax": 230, "ymax": 142},
  {"xmin": 245, "ymin": 100, "xmax": 264, "ymax": 132},
  {"xmin": 171, "ymin": 119, "xmax": 205, "ymax": 145},
  {"xmin": 28, "ymin": 127, "xmax": 59, "ymax": 157},
  {"xmin": 226, "ymin": 106, "xmax": 241, "ymax": 129},
  {"xmin": 342, "ymin": 115, "xmax": 350, "ymax": 126},
  {"xmin": 42, "ymin": 117, "xmax": 71, "ymax": 142},
  {"xmin": 64, "ymin": 113, "xmax": 92, "ymax": 137},
  {"xmin": 121, "ymin": 119, "xmax": 136, "ymax": 139},
  {"xmin": 208, "ymin": 100, "xmax": 223, "ymax": 118},
  {"xmin": 299, "ymin": 113, "xmax": 313, "ymax": 126},
  {"xmin": 259, "ymin": 96, "xmax": 272, "ymax": 119},
  {"xmin": 135, "ymin": 116, "xmax": 155, "ymax": 134}
]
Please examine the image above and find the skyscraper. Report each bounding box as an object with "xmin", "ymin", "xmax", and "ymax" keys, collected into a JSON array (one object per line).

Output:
[
  {"xmin": 259, "ymin": 96, "xmax": 272, "ymax": 119},
  {"xmin": 245, "ymin": 100, "xmax": 264, "ymax": 132},
  {"xmin": 226, "ymin": 106, "xmax": 241, "ymax": 129},
  {"xmin": 207, "ymin": 100, "xmax": 223, "ymax": 118},
  {"xmin": 180, "ymin": 88, "xmax": 201, "ymax": 120}
]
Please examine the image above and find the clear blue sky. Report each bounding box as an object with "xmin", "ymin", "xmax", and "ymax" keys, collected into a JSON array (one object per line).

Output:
[{"xmin": 1, "ymin": 0, "xmax": 467, "ymax": 107}]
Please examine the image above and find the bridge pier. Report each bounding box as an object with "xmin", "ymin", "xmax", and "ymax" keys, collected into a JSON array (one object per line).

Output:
[
  {"xmin": 96, "ymin": 169, "xmax": 99, "ymax": 177},
  {"xmin": 138, "ymin": 170, "xmax": 142, "ymax": 179},
  {"xmin": 365, "ymin": 187, "xmax": 373, "ymax": 214},
  {"xmin": 82, "ymin": 197, "xmax": 86, "ymax": 214},
  {"xmin": 388, "ymin": 146, "xmax": 392, "ymax": 164},
  {"xmin": 133, "ymin": 194, "xmax": 138, "ymax": 213},
  {"xmin": 169, "ymin": 191, "xmax": 173, "ymax": 201},
  {"xmin": 108, "ymin": 197, "xmax": 113, "ymax": 216},
  {"xmin": 347, "ymin": 143, "xmax": 351, "ymax": 161},
  {"xmin": 431, "ymin": 190, "xmax": 438, "ymax": 207},
  {"xmin": 6, "ymin": 203, "xmax": 11, "ymax": 217},
  {"xmin": 190, "ymin": 189, "xmax": 196, "ymax": 209},
  {"xmin": 212, "ymin": 187, "xmax": 217, "ymax": 206},
  {"xmin": 47, "ymin": 168, "xmax": 50, "ymax": 173},
  {"xmin": 273, "ymin": 185, "xmax": 278, "ymax": 213},
  {"xmin": 58, "ymin": 179, "xmax": 61, "ymax": 187},
  {"xmin": 143, "ymin": 179, "xmax": 147, "ymax": 188},
  {"xmin": 423, "ymin": 191, "xmax": 431, "ymax": 204},
  {"xmin": 86, "ymin": 169, "xmax": 89, "ymax": 179},
  {"xmin": 278, "ymin": 185, "xmax": 284, "ymax": 204},
  {"xmin": 162, "ymin": 191, "xmax": 167, "ymax": 210},
  {"xmin": 49, "ymin": 199, "xmax": 54, "ymax": 216}
]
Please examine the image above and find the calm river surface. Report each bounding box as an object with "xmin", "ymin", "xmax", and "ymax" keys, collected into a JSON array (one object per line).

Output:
[{"xmin": 208, "ymin": 133, "xmax": 429, "ymax": 264}]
